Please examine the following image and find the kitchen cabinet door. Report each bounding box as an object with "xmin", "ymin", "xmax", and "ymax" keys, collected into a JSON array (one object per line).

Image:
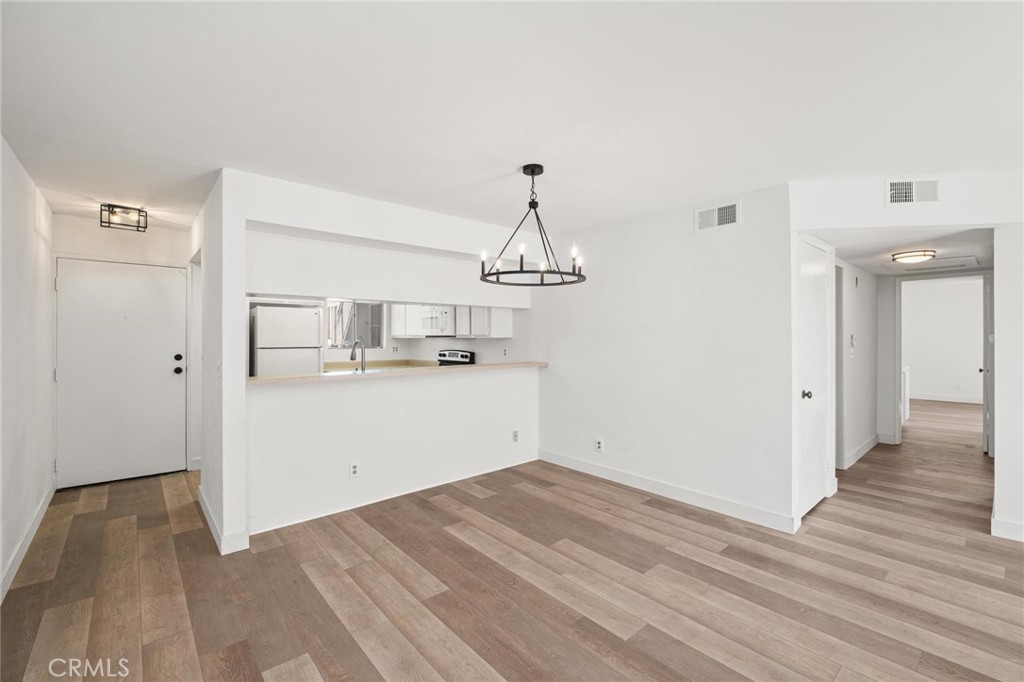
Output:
[
  {"xmin": 489, "ymin": 308, "xmax": 514, "ymax": 338},
  {"xmin": 390, "ymin": 304, "xmax": 408, "ymax": 337},
  {"xmin": 470, "ymin": 306, "xmax": 490, "ymax": 336},
  {"xmin": 455, "ymin": 305, "xmax": 472, "ymax": 337}
]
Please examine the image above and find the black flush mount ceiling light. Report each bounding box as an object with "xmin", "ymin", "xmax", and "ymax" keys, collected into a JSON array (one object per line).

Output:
[
  {"xmin": 100, "ymin": 203, "xmax": 147, "ymax": 232},
  {"xmin": 480, "ymin": 164, "xmax": 585, "ymax": 287},
  {"xmin": 892, "ymin": 249, "xmax": 936, "ymax": 264}
]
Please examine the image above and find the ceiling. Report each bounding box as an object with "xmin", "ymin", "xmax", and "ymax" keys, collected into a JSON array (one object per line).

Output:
[
  {"xmin": 812, "ymin": 226, "xmax": 994, "ymax": 276},
  {"xmin": 3, "ymin": 3, "xmax": 1022, "ymax": 232}
]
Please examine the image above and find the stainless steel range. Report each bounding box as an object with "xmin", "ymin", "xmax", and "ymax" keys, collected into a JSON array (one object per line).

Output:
[{"xmin": 438, "ymin": 350, "xmax": 475, "ymax": 366}]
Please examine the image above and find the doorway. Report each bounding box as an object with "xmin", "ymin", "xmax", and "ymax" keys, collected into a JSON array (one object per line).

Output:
[
  {"xmin": 56, "ymin": 258, "xmax": 188, "ymax": 487},
  {"xmin": 899, "ymin": 275, "xmax": 989, "ymax": 454}
]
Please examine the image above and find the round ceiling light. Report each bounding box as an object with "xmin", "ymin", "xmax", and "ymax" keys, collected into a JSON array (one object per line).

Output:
[{"xmin": 892, "ymin": 250, "xmax": 936, "ymax": 264}]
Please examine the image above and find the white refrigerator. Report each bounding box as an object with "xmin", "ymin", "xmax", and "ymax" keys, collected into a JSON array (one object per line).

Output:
[{"xmin": 251, "ymin": 305, "xmax": 324, "ymax": 377}]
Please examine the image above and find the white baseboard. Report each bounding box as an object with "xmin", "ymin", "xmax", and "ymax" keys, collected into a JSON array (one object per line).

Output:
[
  {"xmin": 991, "ymin": 515, "xmax": 1024, "ymax": 542},
  {"xmin": 878, "ymin": 433, "xmax": 898, "ymax": 445},
  {"xmin": 910, "ymin": 393, "xmax": 983, "ymax": 404},
  {"xmin": 826, "ymin": 477, "xmax": 838, "ymax": 497},
  {"xmin": 198, "ymin": 486, "xmax": 249, "ymax": 555},
  {"xmin": 839, "ymin": 435, "xmax": 878, "ymax": 470},
  {"xmin": 538, "ymin": 449, "xmax": 800, "ymax": 534},
  {"xmin": 2, "ymin": 478, "xmax": 57, "ymax": 602},
  {"xmin": 187, "ymin": 457, "xmax": 202, "ymax": 472}
]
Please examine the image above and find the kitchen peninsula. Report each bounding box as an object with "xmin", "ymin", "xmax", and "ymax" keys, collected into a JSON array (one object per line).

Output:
[{"xmin": 245, "ymin": 293, "xmax": 545, "ymax": 534}]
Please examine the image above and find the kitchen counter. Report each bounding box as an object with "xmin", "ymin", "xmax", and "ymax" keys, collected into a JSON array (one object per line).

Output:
[{"xmin": 247, "ymin": 361, "xmax": 548, "ymax": 386}]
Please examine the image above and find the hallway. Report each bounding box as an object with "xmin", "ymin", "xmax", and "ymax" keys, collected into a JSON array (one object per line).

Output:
[{"xmin": 831, "ymin": 399, "xmax": 992, "ymax": 535}]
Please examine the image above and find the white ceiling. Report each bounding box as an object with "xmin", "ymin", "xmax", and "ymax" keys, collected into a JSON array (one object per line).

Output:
[
  {"xmin": 3, "ymin": 3, "xmax": 1022, "ymax": 232},
  {"xmin": 812, "ymin": 226, "xmax": 994, "ymax": 275}
]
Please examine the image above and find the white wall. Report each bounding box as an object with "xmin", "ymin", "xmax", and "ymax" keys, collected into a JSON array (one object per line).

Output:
[
  {"xmin": 992, "ymin": 226, "xmax": 1023, "ymax": 541},
  {"xmin": 836, "ymin": 260, "xmax": 878, "ymax": 468},
  {"xmin": 1, "ymin": 140, "xmax": 56, "ymax": 598},
  {"xmin": 246, "ymin": 228, "xmax": 528, "ymax": 309},
  {"xmin": 902, "ymin": 277, "xmax": 984, "ymax": 404},
  {"xmin": 192, "ymin": 174, "xmax": 243, "ymax": 552},
  {"xmin": 875, "ymin": 276, "xmax": 901, "ymax": 444},
  {"xmin": 790, "ymin": 171, "xmax": 1023, "ymax": 231},
  {"xmin": 533, "ymin": 184, "xmax": 799, "ymax": 532},
  {"xmin": 247, "ymin": 367, "xmax": 540, "ymax": 532},
  {"xmin": 52, "ymin": 214, "xmax": 192, "ymax": 265},
  {"xmin": 196, "ymin": 169, "xmax": 538, "ymax": 553}
]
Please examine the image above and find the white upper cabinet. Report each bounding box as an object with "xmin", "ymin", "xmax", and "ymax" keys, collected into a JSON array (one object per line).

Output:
[
  {"xmin": 489, "ymin": 308, "xmax": 513, "ymax": 338},
  {"xmin": 390, "ymin": 303, "xmax": 407, "ymax": 337},
  {"xmin": 394, "ymin": 303, "xmax": 513, "ymax": 339},
  {"xmin": 455, "ymin": 305, "xmax": 471, "ymax": 337},
  {"xmin": 470, "ymin": 306, "xmax": 490, "ymax": 336}
]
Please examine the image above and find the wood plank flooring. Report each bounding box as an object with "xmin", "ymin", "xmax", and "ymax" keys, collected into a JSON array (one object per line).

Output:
[{"xmin": 3, "ymin": 400, "xmax": 1021, "ymax": 681}]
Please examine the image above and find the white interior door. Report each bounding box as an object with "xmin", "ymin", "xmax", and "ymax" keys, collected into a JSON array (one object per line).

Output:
[
  {"xmin": 983, "ymin": 273, "xmax": 994, "ymax": 455},
  {"xmin": 57, "ymin": 258, "xmax": 187, "ymax": 487},
  {"xmin": 797, "ymin": 241, "xmax": 830, "ymax": 516}
]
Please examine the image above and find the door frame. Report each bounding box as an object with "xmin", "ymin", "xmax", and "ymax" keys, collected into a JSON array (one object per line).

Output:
[
  {"xmin": 793, "ymin": 234, "xmax": 838, "ymax": 523},
  {"xmin": 53, "ymin": 255, "xmax": 192, "ymax": 482},
  {"xmin": 889, "ymin": 269, "xmax": 991, "ymax": 448}
]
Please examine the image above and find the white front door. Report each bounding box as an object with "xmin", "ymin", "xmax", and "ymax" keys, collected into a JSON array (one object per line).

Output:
[
  {"xmin": 56, "ymin": 258, "xmax": 187, "ymax": 487},
  {"xmin": 797, "ymin": 240, "xmax": 830, "ymax": 516}
]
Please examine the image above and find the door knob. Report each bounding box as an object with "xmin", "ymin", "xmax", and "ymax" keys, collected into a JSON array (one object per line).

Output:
[
  {"xmin": 174, "ymin": 354, "xmax": 183, "ymax": 361},
  {"xmin": 979, "ymin": 368, "xmax": 984, "ymax": 373},
  {"xmin": 174, "ymin": 367, "xmax": 183, "ymax": 374},
  {"xmin": 801, "ymin": 390, "xmax": 813, "ymax": 399}
]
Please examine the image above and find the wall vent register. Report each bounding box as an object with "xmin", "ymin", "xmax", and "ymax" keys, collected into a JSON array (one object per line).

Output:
[
  {"xmin": 695, "ymin": 202, "xmax": 740, "ymax": 231},
  {"xmin": 887, "ymin": 179, "xmax": 939, "ymax": 204}
]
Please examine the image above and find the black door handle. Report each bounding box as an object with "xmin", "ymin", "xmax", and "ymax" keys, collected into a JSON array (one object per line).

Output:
[
  {"xmin": 175, "ymin": 354, "xmax": 183, "ymax": 361},
  {"xmin": 801, "ymin": 390, "xmax": 813, "ymax": 399},
  {"xmin": 979, "ymin": 368, "xmax": 984, "ymax": 373},
  {"xmin": 174, "ymin": 367, "xmax": 183, "ymax": 374}
]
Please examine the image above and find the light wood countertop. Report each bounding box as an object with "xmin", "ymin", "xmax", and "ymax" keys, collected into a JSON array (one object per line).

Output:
[{"xmin": 247, "ymin": 361, "xmax": 548, "ymax": 386}]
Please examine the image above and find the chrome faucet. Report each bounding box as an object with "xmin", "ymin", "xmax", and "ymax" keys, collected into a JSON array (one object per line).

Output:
[{"xmin": 350, "ymin": 339, "xmax": 366, "ymax": 373}]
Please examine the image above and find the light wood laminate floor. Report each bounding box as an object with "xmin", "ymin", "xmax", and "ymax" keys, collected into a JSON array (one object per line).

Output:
[{"xmin": 3, "ymin": 400, "xmax": 1021, "ymax": 681}]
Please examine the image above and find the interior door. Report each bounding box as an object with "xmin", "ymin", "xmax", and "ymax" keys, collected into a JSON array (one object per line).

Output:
[
  {"xmin": 797, "ymin": 241, "xmax": 830, "ymax": 516},
  {"xmin": 983, "ymin": 273, "xmax": 994, "ymax": 456},
  {"xmin": 56, "ymin": 258, "xmax": 187, "ymax": 487}
]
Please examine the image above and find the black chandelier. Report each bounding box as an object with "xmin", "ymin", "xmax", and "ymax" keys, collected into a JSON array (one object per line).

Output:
[{"xmin": 480, "ymin": 164, "xmax": 585, "ymax": 287}]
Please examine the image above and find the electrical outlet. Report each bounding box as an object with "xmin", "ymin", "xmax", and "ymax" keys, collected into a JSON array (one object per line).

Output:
[
  {"xmin": 512, "ymin": 430, "xmax": 519, "ymax": 443},
  {"xmin": 349, "ymin": 461, "xmax": 360, "ymax": 478},
  {"xmin": 503, "ymin": 347, "xmax": 509, "ymax": 357},
  {"xmin": 392, "ymin": 346, "xmax": 399, "ymax": 353},
  {"xmin": 595, "ymin": 438, "xmax": 605, "ymax": 454}
]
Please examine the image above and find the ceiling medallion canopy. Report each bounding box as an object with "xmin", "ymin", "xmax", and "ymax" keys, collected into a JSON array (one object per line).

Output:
[
  {"xmin": 891, "ymin": 249, "xmax": 937, "ymax": 264},
  {"xmin": 480, "ymin": 164, "xmax": 586, "ymax": 287}
]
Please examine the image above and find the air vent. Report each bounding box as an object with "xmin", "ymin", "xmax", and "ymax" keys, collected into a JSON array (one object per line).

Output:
[
  {"xmin": 887, "ymin": 179, "xmax": 939, "ymax": 204},
  {"xmin": 695, "ymin": 202, "xmax": 740, "ymax": 231}
]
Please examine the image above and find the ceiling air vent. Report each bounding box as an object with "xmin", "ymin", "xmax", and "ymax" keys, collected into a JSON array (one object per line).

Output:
[
  {"xmin": 695, "ymin": 202, "xmax": 740, "ymax": 231},
  {"xmin": 887, "ymin": 179, "xmax": 939, "ymax": 204}
]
